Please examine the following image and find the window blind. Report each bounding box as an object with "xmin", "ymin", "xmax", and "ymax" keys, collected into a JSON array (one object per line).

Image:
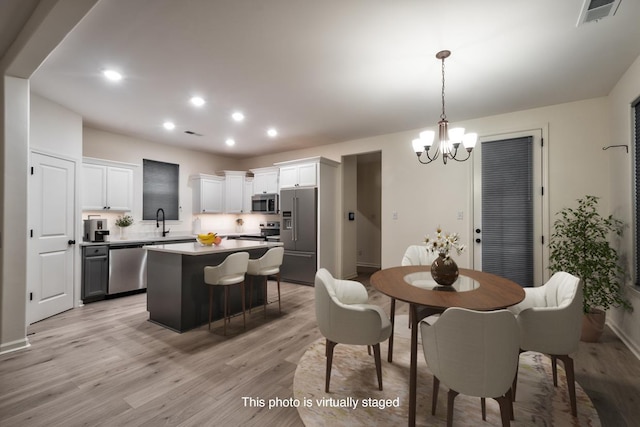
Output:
[
  {"xmin": 143, "ymin": 159, "xmax": 179, "ymax": 220},
  {"xmin": 481, "ymin": 136, "xmax": 534, "ymax": 287},
  {"xmin": 634, "ymin": 100, "xmax": 640, "ymax": 286}
]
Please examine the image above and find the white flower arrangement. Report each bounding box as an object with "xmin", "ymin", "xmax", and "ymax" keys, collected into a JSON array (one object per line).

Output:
[
  {"xmin": 115, "ymin": 214, "xmax": 134, "ymax": 227},
  {"xmin": 424, "ymin": 226, "xmax": 466, "ymax": 259}
]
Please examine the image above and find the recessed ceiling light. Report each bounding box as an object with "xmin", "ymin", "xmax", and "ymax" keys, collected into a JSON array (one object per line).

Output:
[
  {"xmin": 225, "ymin": 138, "xmax": 236, "ymax": 147},
  {"xmin": 102, "ymin": 69, "xmax": 122, "ymax": 81},
  {"xmin": 231, "ymin": 111, "xmax": 245, "ymax": 122},
  {"xmin": 267, "ymin": 128, "xmax": 278, "ymax": 138},
  {"xmin": 163, "ymin": 121, "xmax": 175, "ymax": 130},
  {"xmin": 190, "ymin": 96, "xmax": 205, "ymax": 107}
]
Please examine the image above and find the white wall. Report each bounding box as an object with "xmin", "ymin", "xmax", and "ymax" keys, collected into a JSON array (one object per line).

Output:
[
  {"xmin": 607, "ymin": 53, "xmax": 640, "ymax": 357},
  {"xmin": 0, "ymin": 76, "xmax": 29, "ymax": 354},
  {"xmin": 30, "ymin": 94, "xmax": 82, "ymax": 158}
]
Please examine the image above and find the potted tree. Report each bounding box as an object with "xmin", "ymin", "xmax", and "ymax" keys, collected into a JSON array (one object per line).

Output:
[{"xmin": 548, "ymin": 195, "xmax": 632, "ymax": 342}]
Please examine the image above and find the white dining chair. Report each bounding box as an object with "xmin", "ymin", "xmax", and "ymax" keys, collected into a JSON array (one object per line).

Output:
[
  {"xmin": 315, "ymin": 268, "xmax": 392, "ymax": 392},
  {"xmin": 421, "ymin": 307, "xmax": 520, "ymax": 427},
  {"xmin": 402, "ymin": 244, "xmax": 437, "ymax": 266},
  {"xmin": 508, "ymin": 272, "xmax": 583, "ymax": 416}
]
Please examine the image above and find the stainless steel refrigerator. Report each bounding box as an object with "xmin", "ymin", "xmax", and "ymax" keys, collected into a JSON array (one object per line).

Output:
[{"xmin": 280, "ymin": 187, "xmax": 317, "ymax": 285}]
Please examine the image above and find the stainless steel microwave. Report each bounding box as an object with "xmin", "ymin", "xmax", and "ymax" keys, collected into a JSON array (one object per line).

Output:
[{"xmin": 251, "ymin": 193, "xmax": 279, "ymax": 214}]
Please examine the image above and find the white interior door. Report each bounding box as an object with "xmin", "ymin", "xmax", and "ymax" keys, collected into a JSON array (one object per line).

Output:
[
  {"xmin": 473, "ymin": 129, "xmax": 546, "ymax": 287},
  {"xmin": 28, "ymin": 152, "xmax": 76, "ymax": 324}
]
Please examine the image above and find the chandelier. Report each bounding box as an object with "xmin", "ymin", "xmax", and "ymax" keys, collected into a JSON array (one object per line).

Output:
[{"xmin": 412, "ymin": 50, "xmax": 477, "ymax": 164}]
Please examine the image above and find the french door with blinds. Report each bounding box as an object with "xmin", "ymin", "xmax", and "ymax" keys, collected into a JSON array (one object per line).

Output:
[{"xmin": 473, "ymin": 130, "xmax": 545, "ymax": 287}]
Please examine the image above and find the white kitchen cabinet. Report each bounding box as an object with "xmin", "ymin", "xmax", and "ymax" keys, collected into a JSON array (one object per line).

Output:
[
  {"xmin": 278, "ymin": 162, "xmax": 316, "ymax": 189},
  {"xmin": 243, "ymin": 177, "xmax": 253, "ymax": 213},
  {"xmin": 222, "ymin": 171, "xmax": 246, "ymax": 214},
  {"xmin": 82, "ymin": 161, "xmax": 134, "ymax": 211},
  {"xmin": 250, "ymin": 167, "xmax": 279, "ymax": 194},
  {"xmin": 191, "ymin": 174, "xmax": 224, "ymax": 213}
]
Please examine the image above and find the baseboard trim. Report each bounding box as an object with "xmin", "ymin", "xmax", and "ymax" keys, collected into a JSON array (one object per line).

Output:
[
  {"xmin": 607, "ymin": 320, "xmax": 640, "ymax": 361},
  {"xmin": 343, "ymin": 271, "xmax": 358, "ymax": 280},
  {"xmin": 357, "ymin": 262, "xmax": 380, "ymax": 269},
  {"xmin": 0, "ymin": 337, "xmax": 31, "ymax": 356}
]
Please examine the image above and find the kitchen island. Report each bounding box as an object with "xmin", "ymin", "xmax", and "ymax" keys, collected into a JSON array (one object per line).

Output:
[{"xmin": 146, "ymin": 240, "xmax": 283, "ymax": 332}]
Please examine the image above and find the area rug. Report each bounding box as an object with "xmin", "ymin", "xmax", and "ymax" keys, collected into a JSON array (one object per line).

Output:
[{"xmin": 294, "ymin": 321, "xmax": 600, "ymax": 426}]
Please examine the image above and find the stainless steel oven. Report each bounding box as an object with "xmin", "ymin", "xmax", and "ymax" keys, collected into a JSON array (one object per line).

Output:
[
  {"xmin": 251, "ymin": 193, "xmax": 279, "ymax": 214},
  {"xmin": 226, "ymin": 222, "xmax": 280, "ymax": 242}
]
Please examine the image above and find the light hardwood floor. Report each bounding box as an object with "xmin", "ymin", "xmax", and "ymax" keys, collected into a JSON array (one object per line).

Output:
[{"xmin": 1, "ymin": 276, "xmax": 639, "ymax": 426}]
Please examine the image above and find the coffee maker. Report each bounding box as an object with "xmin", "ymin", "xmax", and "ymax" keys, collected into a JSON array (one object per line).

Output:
[{"xmin": 83, "ymin": 218, "xmax": 110, "ymax": 242}]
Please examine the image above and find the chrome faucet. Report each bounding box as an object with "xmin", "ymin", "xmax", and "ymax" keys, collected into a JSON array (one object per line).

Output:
[{"xmin": 156, "ymin": 208, "xmax": 170, "ymax": 237}]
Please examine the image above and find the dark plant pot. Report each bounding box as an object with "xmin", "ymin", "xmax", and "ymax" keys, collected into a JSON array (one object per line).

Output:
[
  {"xmin": 581, "ymin": 308, "xmax": 606, "ymax": 342},
  {"xmin": 430, "ymin": 253, "xmax": 459, "ymax": 286}
]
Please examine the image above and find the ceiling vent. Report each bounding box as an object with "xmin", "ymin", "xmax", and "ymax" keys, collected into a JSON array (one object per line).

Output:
[
  {"xmin": 577, "ymin": 0, "xmax": 621, "ymax": 26},
  {"xmin": 184, "ymin": 130, "xmax": 203, "ymax": 136}
]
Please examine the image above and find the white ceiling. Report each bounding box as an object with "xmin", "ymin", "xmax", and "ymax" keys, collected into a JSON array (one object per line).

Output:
[{"xmin": 8, "ymin": 0, "xmax": 640, "ymax": 158}]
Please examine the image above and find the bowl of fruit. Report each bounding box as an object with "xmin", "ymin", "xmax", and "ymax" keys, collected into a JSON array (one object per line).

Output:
[{"xmin": 197, "ymin": 232, "xmax": 222, "ymax": 246}]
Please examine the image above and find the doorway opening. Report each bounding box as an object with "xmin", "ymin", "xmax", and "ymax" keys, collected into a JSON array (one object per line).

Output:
[{"xmin": 341, "ymin": 151, "xmax": 382, "ymax": 279}]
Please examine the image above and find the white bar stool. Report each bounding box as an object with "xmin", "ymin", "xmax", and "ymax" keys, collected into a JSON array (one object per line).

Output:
[
  {"xmin": 204, "ymin": 252, "xmax": 250, "ymax": 335},
  {"xmin": 247, "ymin": 247, "xmax": 284, "ymax": 317}
]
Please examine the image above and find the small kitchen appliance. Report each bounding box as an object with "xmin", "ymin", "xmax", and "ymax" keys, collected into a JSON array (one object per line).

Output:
[
  {"xmin": 251, "ymin": 193, "xmax": 279, "ymax": 214},
  {"xmin": 83, "ymin": 218, "xmax": 110, "ymax": 242}
]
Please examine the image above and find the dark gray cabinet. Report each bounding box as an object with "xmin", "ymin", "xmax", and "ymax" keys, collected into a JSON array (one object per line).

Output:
[{"xmin": 82, "ymin": 245, "xmax": 109, "ymax": 303}]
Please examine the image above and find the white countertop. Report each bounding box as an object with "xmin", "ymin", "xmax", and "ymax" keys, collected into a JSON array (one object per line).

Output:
[
  {"xmin": 81, "ymin": 235, "xmax": 196, "ymax": 246},
  {"xmin": 145, "ymin": 239, "xmax": 282, "ymax": 256},
  {"xmin": 81, "ymin": 229, "xmax": 263, "ymax": 246}
]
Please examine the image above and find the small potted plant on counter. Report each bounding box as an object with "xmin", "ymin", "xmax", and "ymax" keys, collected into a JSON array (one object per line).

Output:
[
  {"xmin": 548, "ymin": 195, "xmax": 632, "ymax": 342},
  {"xmin": 115, "ymin": 214, "xmax": 134, "ymax": 239},
  {"xmin": 236, "ymin": 217, "xmax": 244, "ymax": 233}
]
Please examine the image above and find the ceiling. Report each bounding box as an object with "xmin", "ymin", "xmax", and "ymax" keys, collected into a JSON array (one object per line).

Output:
[{"xmin": 7, "ymin": 1, "xmax": 640, "ymax": 158}]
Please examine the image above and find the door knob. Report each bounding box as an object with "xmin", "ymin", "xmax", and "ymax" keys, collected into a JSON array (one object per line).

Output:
[
  {"xmin": 475, "ymin": 238, "xmax": 481, "ymax": 243},
  {"xmin": 475, "ymin": 228, "xmax": 481, "ymax": 233},
  {"xmin": 68, "ymin": 239, "xmax": 76, "ymax": 245}
]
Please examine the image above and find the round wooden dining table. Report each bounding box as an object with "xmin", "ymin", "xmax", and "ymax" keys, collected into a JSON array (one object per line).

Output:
[{"xmin": 370, "ymin": 265, "xmax": 525, "ymax": 427}]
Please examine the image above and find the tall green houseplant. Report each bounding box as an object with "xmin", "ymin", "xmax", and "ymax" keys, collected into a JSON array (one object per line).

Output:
[{"xmin": 548, "ymin": 195, "xmax": 632, "ymax": 314}]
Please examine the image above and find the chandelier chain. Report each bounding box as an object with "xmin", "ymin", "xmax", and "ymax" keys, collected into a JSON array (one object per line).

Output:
[{"xmin": 440, "ymin": 56, "xmax": 446, "ymax": 121}]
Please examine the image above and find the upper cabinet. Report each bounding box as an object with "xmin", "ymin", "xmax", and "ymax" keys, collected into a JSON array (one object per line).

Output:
[
  {"xmin": 82, "ymin": 159, "xmax": 135, "ymax": 211},
  {"xmin": 244, "ymin": 177, "xmax": 254, "ymax": 213},
  {"xmin": 221, "ymin": 171, "xmax": 248, "ymax": 214},
  {"xmin": 192, "ymin": 172, "xmax": 253, "ymax": 214},
  {"xmin": 278, "ymin": 162, "xmax": 317, "ymax": 189},
  {"xmin": 191, "ymin": 174, "xmax": 224, "ymax": 214},
  {"xmin": 250, "ymin": 166, "xmax": 279, "ymax": 194}
]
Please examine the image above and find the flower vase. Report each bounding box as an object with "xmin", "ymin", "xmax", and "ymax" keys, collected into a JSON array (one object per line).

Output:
[
  {"xmin": 430, "ymin": 253, "xmax": 459, "ymax": 286},
  {"xmin": 119, "ymin": 226, "xmax": 128, "ymax": 240}
]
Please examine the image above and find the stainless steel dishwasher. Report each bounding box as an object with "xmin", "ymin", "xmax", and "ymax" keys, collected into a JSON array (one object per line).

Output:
[{"xmin": 108, "ymin": 243, "xmax": 147, "ymax": 295}]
